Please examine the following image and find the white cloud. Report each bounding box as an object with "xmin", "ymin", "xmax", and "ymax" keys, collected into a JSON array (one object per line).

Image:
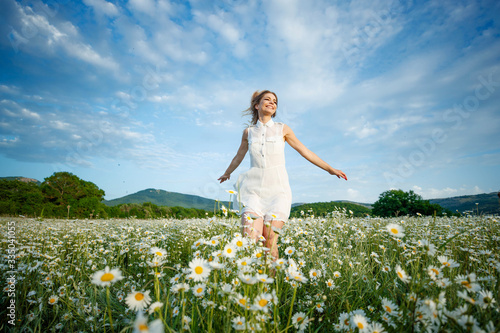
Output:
[
  {"xmin": 411, "ymin": 186, "xmax": 487, "ymax": 199},
  {"xmin": 346, "ymin": 188, "xmax": 361, "ymax": 201},
  {"xmin": 83, "ymin": 0, "xmax": 119, "ymax": 17},
  {"xmin": 6, "ymin": 0, "xmax": 119, "ymax": 71},
  {"xmin": 0, "ymin": 85, "xmax": 20, "ymax": 95},
  {"xmin": 0, "ymin": 95, "xmax": 154, "ymax": 166},
  {"xmin": 128, "ymin": 0, "xmax": 156, "ymax": 16},
  {"xmin": 20, "ymin": 108, "xmax": 41, "ymax": 121},
  {"xmin": 64, "ymin": 42, "xmax": 118, "ymax": 71},
  {"xmin": 194, "ymin": 10, "xmax": 248, "ymax": 58}
]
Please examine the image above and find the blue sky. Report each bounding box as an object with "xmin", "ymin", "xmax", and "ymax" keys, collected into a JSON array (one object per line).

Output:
[{"xmin": 0, "ymin": 0, "xmax": 499, "ymax": 204}]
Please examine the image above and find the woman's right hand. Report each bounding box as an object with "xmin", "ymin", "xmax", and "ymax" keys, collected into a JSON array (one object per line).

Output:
[{"xmin": 218, "ymin": 174, "xmax": 230, "ymax": 183}]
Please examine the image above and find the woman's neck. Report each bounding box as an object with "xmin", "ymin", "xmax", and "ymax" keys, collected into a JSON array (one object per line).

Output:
[{"xmin": 258, "ymin": 115, "xmax": 273, "ymax": 124}]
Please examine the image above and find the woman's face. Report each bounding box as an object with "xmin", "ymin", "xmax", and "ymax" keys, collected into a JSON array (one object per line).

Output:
[{"xmin": 256, "ymin": 93, "xmax": 277, "ymax": 116}]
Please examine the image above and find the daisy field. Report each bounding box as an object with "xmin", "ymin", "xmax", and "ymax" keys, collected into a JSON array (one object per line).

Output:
[{"xmin": 1, "ymin": 210, "xmax": 499, "ymax": 332}]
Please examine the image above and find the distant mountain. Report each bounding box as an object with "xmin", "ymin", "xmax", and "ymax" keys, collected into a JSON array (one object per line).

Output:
[
  {"xmin": 0, "ymin": 176, "xmax": 41, "ymax": 185},
  {"xmin": 429, "ymin": 192, "xmax": 499, "ymax": 215},
  {"xmin": 103, "ymin": 188, "xmax": 231, "ymax": 212},
  {"xmin": 333, "ymin": 200, "xmax": 373, "ymax": 209}
]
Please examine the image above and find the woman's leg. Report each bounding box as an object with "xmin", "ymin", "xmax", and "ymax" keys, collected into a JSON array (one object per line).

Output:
[
  {"xmin": 262, "ymin": 219, "xmax": 285, "ymax": 261},
  {"xmin": 241, "ymin": 211, "xmax": 263, "ymax": 243}
]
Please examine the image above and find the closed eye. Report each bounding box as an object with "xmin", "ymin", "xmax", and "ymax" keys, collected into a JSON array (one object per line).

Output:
[{"xmin": 265, "ymin": 98, "xmax": 277, "ymax": 105}]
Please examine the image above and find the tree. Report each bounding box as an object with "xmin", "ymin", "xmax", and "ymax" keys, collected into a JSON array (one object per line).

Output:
[
  {"xmin": 41, "ymin": 172, "xmax": 105, "ymax": 218},
  {"xmin": 372, "ymin": 189, "xmax": 452, "ymax": 217},
  {"xmin": 0, "ymin": 179, "xmax": 44, "ymax": 216}
]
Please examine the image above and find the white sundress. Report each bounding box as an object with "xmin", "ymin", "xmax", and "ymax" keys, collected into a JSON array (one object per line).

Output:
[{"xmin": 234, "ymin": 119, "xmax": 292, "ymax": 222}]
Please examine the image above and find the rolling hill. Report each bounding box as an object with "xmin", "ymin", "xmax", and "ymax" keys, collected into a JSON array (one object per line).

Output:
[
  {"xmin": 429, "ymin": 192, "xmax": 499, "ymax": 215},
  {"xmin": 0, "ymin": 176, "xmax": 41, "ymax": 185},
  {"xmin": 103, "ymin": 188, "xmax": 231, "ymax": 212}
]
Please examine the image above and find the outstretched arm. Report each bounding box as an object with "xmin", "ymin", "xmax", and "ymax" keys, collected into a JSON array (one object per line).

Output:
[
  {"xmin": 283, "ymin": 124, "xmax": 347, "ymax": 180},
  {"xmin": 218, "ymin": 129, "xmax": 249, "ymax": 183}
]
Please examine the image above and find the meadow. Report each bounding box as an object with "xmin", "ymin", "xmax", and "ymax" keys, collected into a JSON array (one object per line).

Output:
[{"xmin": 1, "ymin": 210, "xmax": 499, "ymax": 332}]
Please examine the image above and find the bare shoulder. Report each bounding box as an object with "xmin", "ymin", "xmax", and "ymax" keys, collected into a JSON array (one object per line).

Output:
[{"xmin": 282, "ymin": 123, "xmax": 294, "ymax": 135}]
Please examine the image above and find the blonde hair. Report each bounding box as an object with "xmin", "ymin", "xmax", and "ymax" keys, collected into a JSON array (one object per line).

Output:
[{"xmin": 243, "ymin": 90, "xmax": 278, "ymax": 125}]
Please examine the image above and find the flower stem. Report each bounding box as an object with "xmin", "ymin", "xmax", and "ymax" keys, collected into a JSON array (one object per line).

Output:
[
  {"xmin": 285, "ymin": 286, "xmax": 297, "ymax": 331},
  {"xmin": 106, "ymin": 287, "xmax": 115, "ymax": 333}
]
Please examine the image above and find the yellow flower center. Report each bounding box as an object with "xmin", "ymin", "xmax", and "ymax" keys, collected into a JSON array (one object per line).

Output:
[
  {"xmin": 138, "ymin": 324, "xmax": 148, "ymax": 331},
  {"xmin": 357, "ymin": 322, "xmax": 364, "ymax": 329},
  {"xmin": 239, "ymin": 299, "xmax": 246, "ymax": 305},
  {"xmin": 431, "ymin": 268, "xmax": 439, "ymax": 275},
  {"xmin": 195, "ymin": 266, "xmax": 203, "ymax": 274},
  {"xmin": 197, "ymin": 288, "xmax": 203, "ymax": 293},
  {"xmin": 258, "ymin": 299, "xmax": 268, "ymax": 307},
  {"xmin": 288, "ymin": 250, "xmax": 292, "ymax": 254},
  {"xmin": 155, "ymin": 252, "xmax": 163, "ymax": 256},
  {"xmin": 101, "ymin": 273, "xmax": 114, "ymax": 281},
  {"xmin": 242, "ymin": 262, "xmax": 247, "ymax": 266},
  {"xmin": 297, "ymin": 317, "xmax": 303, "ymax": 323},
  {"xmin": 236, "ymin": 241, "xmax": 243, "ymax": 247},
  {"xmin": 227, "ymin": 248, "xmax": 232, "ymax": 254},
  {"xmin": 385, "ymin": 306, "xmax": 392, "ymax": 313},
  {"xmin": 391, "ymin": 228, "xmax": 399, "ymax": 234},
  {"xmin": 237, "ymin": 321, "xmax": 243, "ymax": 325},
  {"xmin": 49, "ymin": 298, "xmax": 56, "ymax": 304},
  {"xmin": 256, "ymin": 253, "xmax": 262, "ymax": 258},
  {"xmin": 135, "ymin": 293, "xmax": 144, "ymax": 301},
  {"xmin": 397, "ymin": 272, "xmax": 403, "ymax": 278}
]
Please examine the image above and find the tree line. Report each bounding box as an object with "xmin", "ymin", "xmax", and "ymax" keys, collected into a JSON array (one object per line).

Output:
[
  {"xmin": 0, "ymin": 172, "xmax": 211, "ymax": 219},
  {"xmin": 1, "ymin": 172, "xmax": 457, "ymax": 219}
]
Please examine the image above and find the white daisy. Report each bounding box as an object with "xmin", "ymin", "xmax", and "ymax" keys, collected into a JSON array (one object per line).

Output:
[
  {"xmin": 91, "ymin": 266, "xmax": 124, "ymax": 287},
  {"xmin": 125, "ymin": 291, "xmax": 152, "ymax": 311},
  {"xmin": 134, "ymin": 311, "xmax": 164, "ymax": 333},
  {"xmin": 191, "ymin": 283, "xmax": 206, "ymax": 297},
  {"xmin": 148, "ymin": 302, "xmax": 164, "ymax": 314},
  {"xmin": 385, "ymin": 223, "xmax": 405, "ymax": 238},
  {"xmin": 223, "ymin": 243, "xmax": 237, "ymax": 258},
  {"xmin": 188, "ymin": 257, "xmax": 211, "ymax": 281}
]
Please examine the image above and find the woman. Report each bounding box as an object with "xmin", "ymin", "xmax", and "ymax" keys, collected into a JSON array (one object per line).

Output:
[{"xmin": 218, "ymin": 90, "xmax": 347, "ymax": 260}]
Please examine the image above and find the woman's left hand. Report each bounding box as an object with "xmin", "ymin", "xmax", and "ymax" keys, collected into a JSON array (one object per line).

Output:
[{"xmin": 331, "ymin": 168, "xmax": 347, "ymax": 180}]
